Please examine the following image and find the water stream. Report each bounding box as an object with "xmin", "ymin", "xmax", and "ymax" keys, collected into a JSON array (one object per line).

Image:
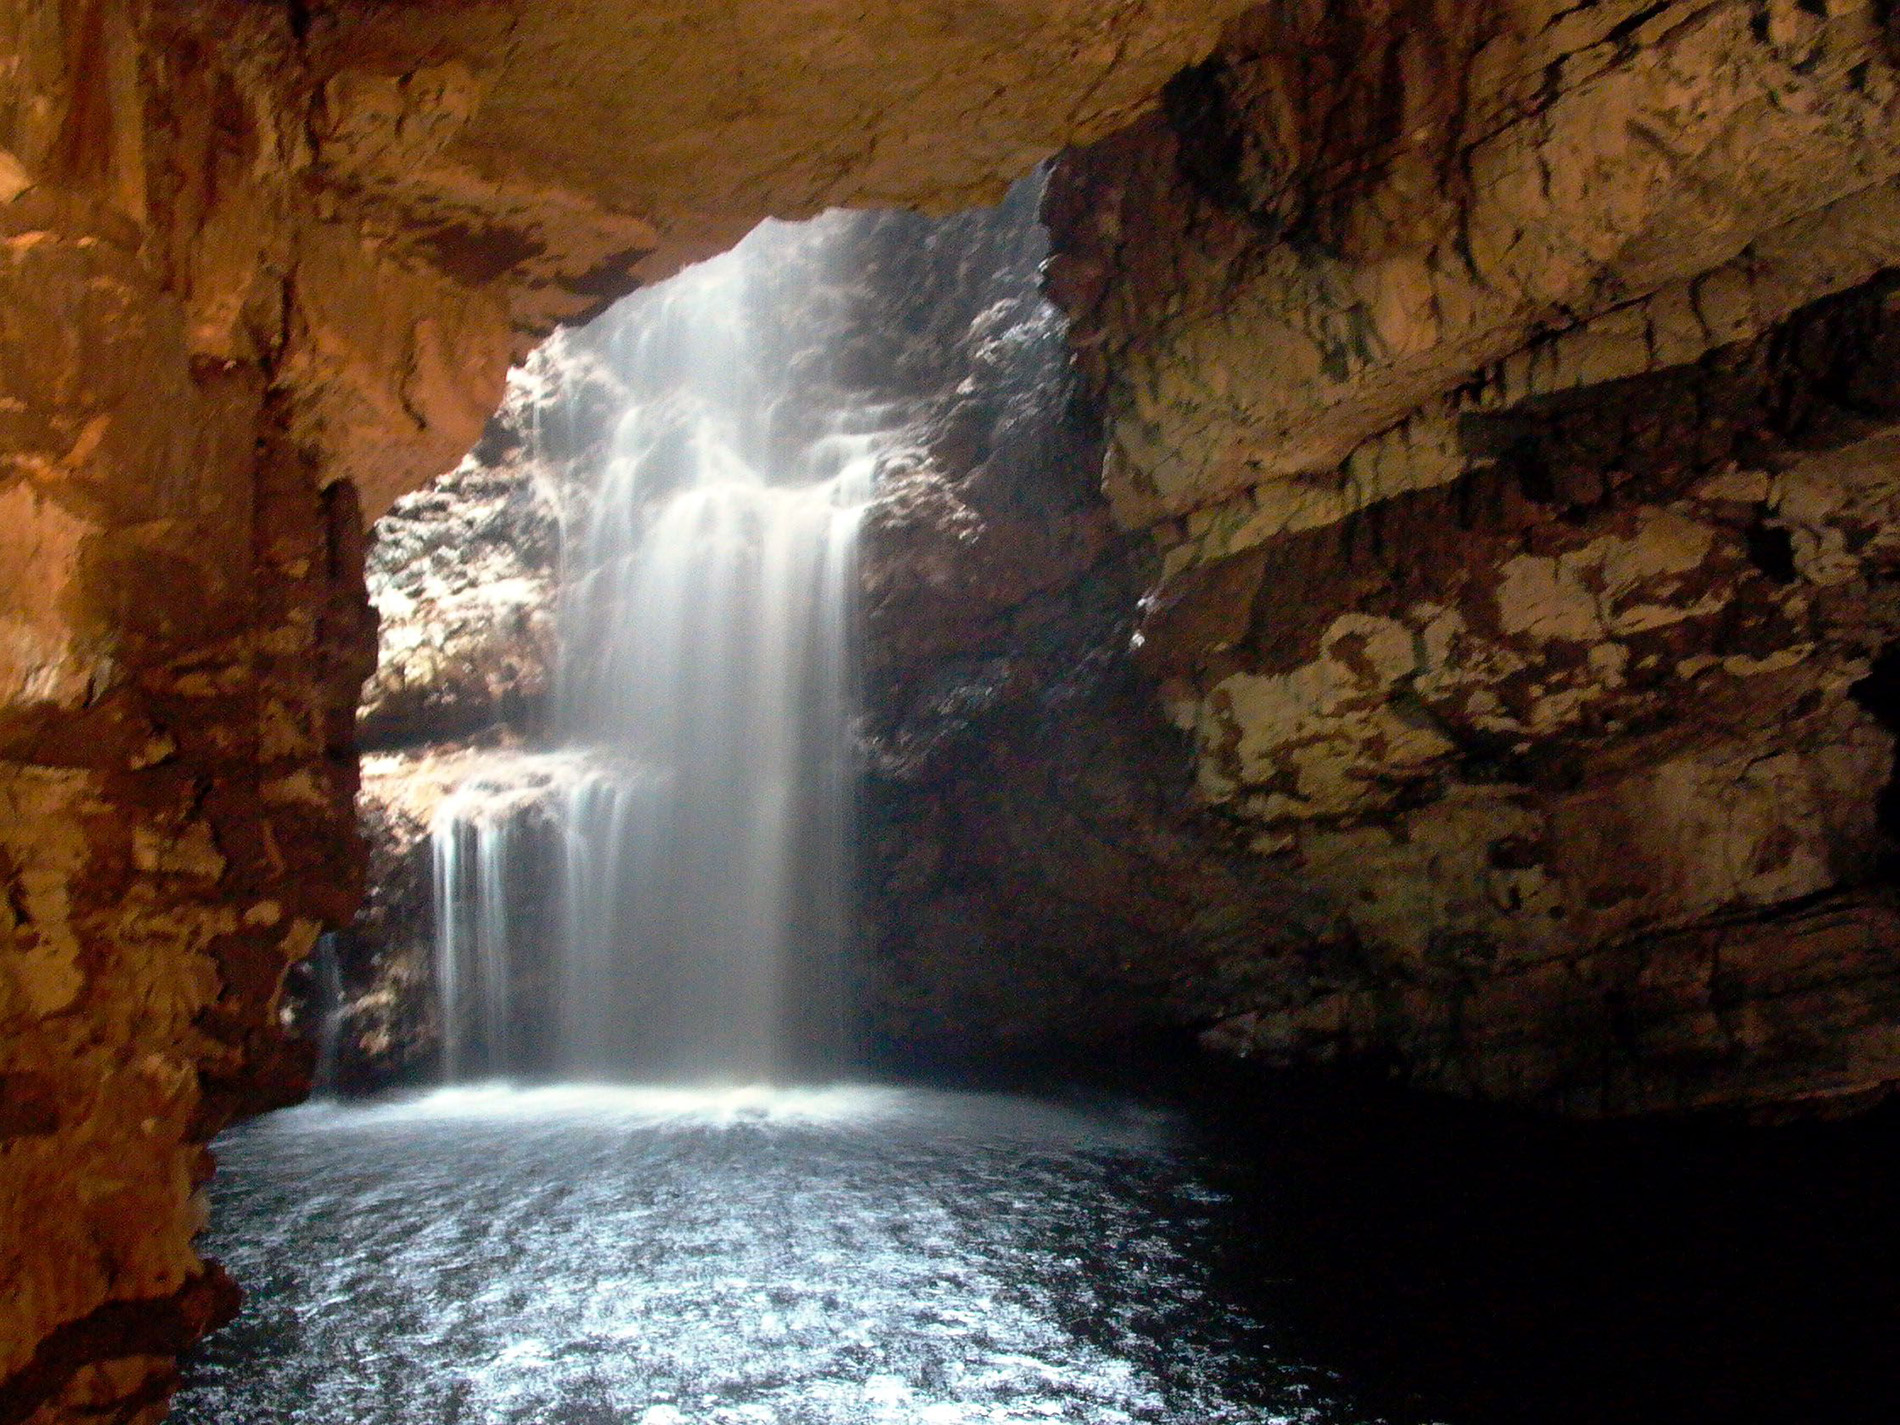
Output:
[{"xmin": 430, "ymin": 216, "xmax": 879, "ymax": 1083}]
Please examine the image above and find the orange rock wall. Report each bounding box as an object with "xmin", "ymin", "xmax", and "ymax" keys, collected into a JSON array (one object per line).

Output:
[{"xmin": 1, "ymin": 10, "xmax": 376, "ymax": 1417}]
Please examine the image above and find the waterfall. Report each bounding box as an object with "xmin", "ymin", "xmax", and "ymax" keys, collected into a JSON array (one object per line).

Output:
[
  {"xmin": 309, "ymin": 932, "xmax": 346, "ymax": 1096},
  {"xmin": 432, "ymin": 773, "xmax": 533, "ymax": 1080},
  {"xmin": 431, "ymin": 215, "xmax": 882, "ymax": 1085}
]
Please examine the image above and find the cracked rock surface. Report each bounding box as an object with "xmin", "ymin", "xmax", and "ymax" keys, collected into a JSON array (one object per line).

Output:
[{"xmin": 1040, "ymin": 0, "xmax": 1900, "ymax": 1114}]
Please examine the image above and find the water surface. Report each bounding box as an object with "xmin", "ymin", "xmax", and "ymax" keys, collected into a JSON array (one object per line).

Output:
[
  {"xmin": 175, "ymin": 1077, "xmax": 1900, "ymax": 1425},
  {"xmin": 173, "ymin": 1084, "xmax": 1352, "ymax": 1425}
]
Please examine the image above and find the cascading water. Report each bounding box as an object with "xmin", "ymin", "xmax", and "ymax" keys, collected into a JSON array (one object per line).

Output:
[
  {"xmin": 307, "ymin": 933, "xmax": 346, "ymax": 1096},
  {"xmin": 432, "ymin": 768, "xmax": 548, "ymax": 1080},
  {"xmin": 431, "ymin": 216, "xmax": 882, "ymax": 1084}
]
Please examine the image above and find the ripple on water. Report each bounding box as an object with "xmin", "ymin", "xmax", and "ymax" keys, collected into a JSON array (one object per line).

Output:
[{"xmin": 172, "ymin": 1085, "xmax": 1363, "ymax": 1425}]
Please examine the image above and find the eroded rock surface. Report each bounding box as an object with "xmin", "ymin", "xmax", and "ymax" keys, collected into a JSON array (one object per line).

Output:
[
  {"xmin": 848, "ymin": 186, "xmax": 1337, "ymax": 1063},
  {"xmin": 1049, "ymin": 0, "xmax": 1900, "ymax": 533},
  {"xmin": 1040, "ymin": 0, "xmax": 1900, "ymax": 1114},
  {"xmin": 358, "ymin": 405, "xmax": 561, "ymax": 752}
]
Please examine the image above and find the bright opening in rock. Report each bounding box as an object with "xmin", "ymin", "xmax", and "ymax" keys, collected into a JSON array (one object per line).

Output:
[{"xmin": 11, "ymin": 7, "xmax": 1900, "ymax": 1424}]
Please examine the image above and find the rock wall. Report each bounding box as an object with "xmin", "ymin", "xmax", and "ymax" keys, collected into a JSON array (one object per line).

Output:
[
  {"xmin": 851, "ymin": 184, "xmax": 1337, "ymax": 1065},
  {"xmin": 358, "ymin": 422, "xmax": 560, "ymax": 753},
  {"xmin": 1037, "ymin": 0, "xmax": 1900, "ymax": 1114},
  {"xmin": 0, "ymin": 2, "xmax": 1241, "ymax": 1418},
  {"xmin": 1, "ymin": 10, "xmax": 384, "ymax": 1418}
]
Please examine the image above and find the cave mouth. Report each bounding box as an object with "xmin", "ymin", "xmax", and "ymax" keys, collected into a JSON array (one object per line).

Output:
[
  {"xmin": 316, "ymin": 173, "xmax": 1080, "ymax": 1100},
  {"xmin": 169, "ymin": 187, "xmax": 1900, "ymax": 1425}
]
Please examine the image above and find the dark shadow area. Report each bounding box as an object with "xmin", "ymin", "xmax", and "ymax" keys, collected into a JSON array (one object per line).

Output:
[{"xmin": 1173, "ymin": 1064, "xmax": 1900, "ymax": 1425}]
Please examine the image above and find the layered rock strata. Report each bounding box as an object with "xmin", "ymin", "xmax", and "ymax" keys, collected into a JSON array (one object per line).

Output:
[
  {"xmin": 1039, "ymin": 0, "xmax": 1900, "ymax": 1113},
  {"xmin": 0, "ymin": 2, "xmax": 1241, "ymax": 1418}
]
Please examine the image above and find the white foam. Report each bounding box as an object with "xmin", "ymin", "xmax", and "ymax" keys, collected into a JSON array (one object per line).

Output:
[{"xmin": 271, "ymin": 1082, "xmax": 1174, "ymax": 1151}]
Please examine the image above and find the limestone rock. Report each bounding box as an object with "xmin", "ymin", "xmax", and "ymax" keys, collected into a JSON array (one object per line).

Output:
[
  {"xmin": 357, "ymin": 419, "xmax": 561, "ymax": 751},
  {"xmin": 1036, "ymin": 0, "xmax": 1900, "ymax": 1117},
  {"xmin": 1048, "ymin": 0, "xmax": 1900, "ymax": 531}
]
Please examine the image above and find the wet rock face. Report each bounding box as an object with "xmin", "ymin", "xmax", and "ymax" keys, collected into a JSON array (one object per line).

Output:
[
  {"xmin": 1039, "ymin": 0, "xmax": 1900, "ymax": 1114},
  {"xmin": 310, "ymin": 745, "xmax": 571, "ymax": 1092},
  {"xmin": 848, "ymin": 186, "xmax": 1336, "ymax": 1063},
  {"xmin": 0, "ymin": 1, "xmax": 1244, "ymax": 1417},
  {"xmin": 358, "ymin": 420, "xmax": 562, "ymax": 752},
  {"xmin": 323, "ymin": 383, "xmax": 571, "ymax": 1090}
]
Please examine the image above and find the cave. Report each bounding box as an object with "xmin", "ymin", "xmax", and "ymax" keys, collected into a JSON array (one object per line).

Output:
[{"xmin": 6, "ymin": 2, "xmax": 1900, "ymax": 1422}]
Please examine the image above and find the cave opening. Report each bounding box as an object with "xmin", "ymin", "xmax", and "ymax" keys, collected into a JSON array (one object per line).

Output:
[{"xmin": 13, "ymin": 4, "xmax": 1900, "ymax": 1422}]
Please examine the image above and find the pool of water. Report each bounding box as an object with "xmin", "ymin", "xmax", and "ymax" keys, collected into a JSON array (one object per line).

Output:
[
  {"xmin": 171, "ymin": 1084, "xmax": 1350, "ymax": 1425},
  {"xmin": 173, "ymin": 1077, "xmax": 1900, "ymax": 1425}
]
